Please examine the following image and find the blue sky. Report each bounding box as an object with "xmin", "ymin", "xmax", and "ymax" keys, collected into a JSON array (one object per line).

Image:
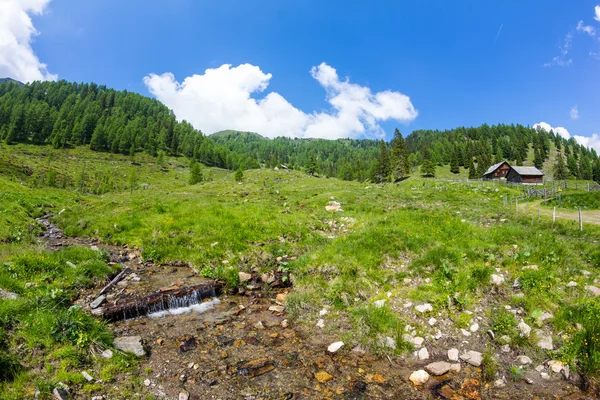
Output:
[{"xmin": 2, "ymin": 1, "xmax": 599, "ymax": 147}]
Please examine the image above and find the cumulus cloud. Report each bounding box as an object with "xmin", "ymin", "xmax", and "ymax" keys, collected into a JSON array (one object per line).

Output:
[
  {"xmin": 534, "ymin": 122, "xmax": 600, "ymax": 153},
  {"xmin": 570, "ymin": 105, "xmax": 579, "ymax": 120},
  {"xmin": 143, "ymin": 62, "xmax": 418, "ymax": 139},
  {"xmin": 595, "ymin": 5, "xmax": 600, "ymax": 22},
  {"xmin": 0, "ymin": 0, "xmax": 56, "ymax": 83},
  {"xmin": 544, "ymin": 33, "xmax": 573, "ymax": 67},
  {"xmin": 576, "ymin": 20, "xmax": 596, "ymax": 37}
]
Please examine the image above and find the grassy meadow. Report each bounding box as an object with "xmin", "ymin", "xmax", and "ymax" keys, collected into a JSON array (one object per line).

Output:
[{"xmin": 1, "ymin": 143, "xmax": 600, "ymax": 397}]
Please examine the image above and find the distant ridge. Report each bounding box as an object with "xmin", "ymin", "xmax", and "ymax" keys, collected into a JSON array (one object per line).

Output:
[
  {"xmin": 0, "ymin": 77, "xmax": 24, "ymax": 86},
  {"xmin": 211, "ymin": 130, "xmax": 268, "ymax": 140}
]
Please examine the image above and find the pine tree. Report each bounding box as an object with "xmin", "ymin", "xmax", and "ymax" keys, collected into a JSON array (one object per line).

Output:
[
  {"xmin": 421, "ymin": 159, "xmax": 436, "ymax": 177},
  {"xmin": 450, "ymin": 150, "xmax": 460, "ymax": 174},
  {"xmin": 234, "ymin": 168, "xmax": 244, "ymax": 182},
  {"xmin": 189, "ymin": 161, "xmax": 203, "ymax": 184},
  {"xmin": 567, "ymin": 155, "xmax": 579, "ymax": 179},
  {"xmin": 533, "ymin": 149, "xmax": 544, "ymax": 170},
  {"xmin": 306, "ymin": 155, "xmax": 317, "ymax": 176},
  {"xmin": 374, "ymin": 140, "xmax": 391, "ymax": 182},
  {"xmin": 468, "ymin": 163, "xmax": 478, "ymax": 179},
  {"xmin": 515, "ymin": 152, "xmax": 523, "ymax": 166},
  {"xmin": 390, "ymin": 128, "xmax": 409, "ymax": 181},
  {"xmin": 553, "ymin": 152, "xmax": 569, "ymax": 181}
]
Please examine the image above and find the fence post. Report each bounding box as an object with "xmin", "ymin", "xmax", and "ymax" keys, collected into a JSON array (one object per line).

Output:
[
  {"xmin": 588, "ymin": 184, "xmax": 590, "ymax": 192},
  {"xmin": 516, "ymin": 199, "xmax": 519, "ymax": 213},
  {"xmin": 553, "ymin": 207, "xmax": 556, "ymax": 223},
  {"xmin": 579, "ymin": 208, "xmax": 583, "ymax": 231}
]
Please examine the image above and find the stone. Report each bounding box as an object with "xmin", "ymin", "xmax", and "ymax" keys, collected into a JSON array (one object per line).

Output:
[
  {"xmin": 486, "ymin": 330, "xmax": 495, "ymax": 341},
  {"xmin": 328, "ymin": 341, "xmax": 344, "ymax": 353},
  {"xmin": 517, "ymin": 321, "xmax": 531, "ymax": 337},
  {"xmin": 276, "ymin": 293, "xmax": 286, "ymax": 304},
  {"xmin": 325, "ymin": 201, "xmax": 342, "ymax": 212},
  {"xmin": 144, "ymin": 379, "xmax": 151, "ymax": 386},
  {"xmin": 425, "ymin": 361, "xmax": 452, "ymax": 376},
  {"xmin": 460, "ymin": 351, "xmax": 483, "ymax": 367},
  {"xmin": 100, "ymin": 349, "xmax": 113, "ymax": 359},
  {"xmin": 517, "ymin": 355, "xmax": 532, "ymax": 365},
  {"xmin": 415, "ymin": 303, "xmax": 433, "ymax": 313},
  {"xmin": 494, "ymin": 378, "xmax": 506, "ymax": 388},
  {"xmin": 412, "ymin": 336, "xmax": 425, "ymax": 347},
  {"xmin": 179, "ymin": 391, "xmax": 189, "ymax": 400},
  {"xmin": 537, "ymin": 334, "xmax": 553, "ymax": 350},
  {"xmin": 417, "ymin": 347, "xmax": 429, "ymax": 360},
  {"xmin": 461, "ymin": 328, "xmax": 471, "ymax": 337},
  {"xmin": 409, "ymin": 370, "xmax": 430, "ymax": 385},
  {"xmin": 238, "ymin": 272, "xmax": 252, "ymax": 282},
  {"xmin": 315, "ymin": 370, "xmax": 334, "ymax": 383},
  {"xmin": 491, "ymin": 274, "xmax": 505, "ymax": 285},
  {"xmin": 90, "ymin": 295, "xmax": 106, "ymax": 309},
  {"xmin": 500, "ymin": 344, "xmax": 511, "ymax": 353},
  {"xmin": 373, "ymin": 299, "xmax": 386, "ymax": 308},
  {"xmin": 114, "ymin": 336, "xmax": 146, "ymax": 357},
  {"xmin": 538, "ymin": 311, "xmax": 554, "ymax": 323},
  {"xmin": 254, "ymin": 321, "xmax": 264, "ymax": 329},
  {"xmin": 535, "ymin": 365, "xmax": 545, "ymax": 372},
  {"xmin": 428, "ymin": 317, "xmax": 437, "ymax": 326},
  {"xmin": 320, "ymin": 309, "xmax": 328, "ymax": 316},
  {"xmin": 316, "ymin": 319, "xmax": 325, "ymax": 328},
  {"xmin": 450, "ymin": 363, "xmax": 461, "ymax": 373},
  {"xmin": 0, "ymin": 288, "xmax": 18, "ymax": 300},
  {"xmin": 268, "ymin": 305, "xmax": 284, "ymax": 313},
  {"xmin": 566, "ymin": 281, "xmax": 578, "ymax": 288},
  {"xmin": 562, "ymin": 365, "xmax": 570, "ymax": 380},
  {"xmin": 469, "ymin": 323, "xmax": 480, "ymax": 333},
  {"xmin": 585, "ymin": 285, "xmax": 600, "ymax": 296},
  {"xmin": 281, "ymin": 319, "xmax": 289, "ymax": 328},
  {"xmin": 434, "ymin": 330, "xmax": 442, "ymax": 340},
  {"xmin": 81, "ymin": 371, "xmax": 93, "ymax": 382},
  {"xmin": 66, "ymin": 261, "xmax": 76, "ymax": 269},
  {"xmin": 513, "ymin": 278, "xmax": 520, "ymax": 288},
  {"xmin": 548, "ymin": 360, "xmax": 563, "ymax": 373},
  {"xmin": 498, "ymin": 335, "xmax": 511, "ymax": 345},
  {"xmin": 541, "ymin": 372, "xmax": 550, "ymax": 380},
  {"xmin": 52, "ymin": 388, "xmax": 69, "ymax": 400},
  {"xmin": 448, "ymin": 348, "xmax": 459, "ymax": 362}
]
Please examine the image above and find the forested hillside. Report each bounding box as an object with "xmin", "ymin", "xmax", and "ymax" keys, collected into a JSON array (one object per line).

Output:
[{"xmin": 0, "ymin": 80, "xmax": 258, "ymax": 170}]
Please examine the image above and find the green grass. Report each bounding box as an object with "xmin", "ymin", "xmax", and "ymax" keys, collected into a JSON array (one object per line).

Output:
[
  {"xmin": 2, "ymin": 143, "xmax": 600, "ymax": 396},
  {"xmin": 544, "ymin": 192, "xmax": 600, "ymax": 210}
]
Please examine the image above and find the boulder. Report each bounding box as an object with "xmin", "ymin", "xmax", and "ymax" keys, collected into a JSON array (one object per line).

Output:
[
  {"xmin": 460, "ymin": 351, "xmax": 483, "ymax": 367},
  {"xmin": 449, "ymin": 363, "xmax": 461, "ymax": 373},
  {"xmin": 448, "ymin": 348, "xmax": 459, "ymax": 362},
  {"xmin": 425, "ymin": 361, "xmax": 452, "ymax": 376},
  {"xmin": 409, "ymin": 370, "xmax": 430, "ymax": 385},
  {"xmin": 114, "ymin": 336, "xmax": 146, "ymax": 357},
  {"xmin": 412, "ymin": 336, "xmax": 425, "ymax": 347},
  {"xmin": 537, "ymin": 334, "xmax": 553, "ymax": 350},
  {"xmin": 469, "ymin": 323, "xmax": 480, "ymax": 333},
  {"xmin": 100, "ymin": 349, "xmax": 113, "ymax": 359}
]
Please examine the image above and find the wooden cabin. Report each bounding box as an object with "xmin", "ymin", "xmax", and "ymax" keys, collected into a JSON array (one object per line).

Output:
[
  {"xmin": 506, "ymin": 166, "xmax": 544, "ymax": 185},
  {"xmin": 483, "ymin": 161, "xmax": 511, "ymax": 179}
]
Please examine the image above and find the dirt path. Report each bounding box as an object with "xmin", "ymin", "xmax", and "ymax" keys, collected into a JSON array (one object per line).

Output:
[
  {"xmin": 516, "ymin": 200, "xmax": 600, "ymax": 226},
  {"xmin": 36, "ymin": 214, "xmax": 592, "ymax": 400}
]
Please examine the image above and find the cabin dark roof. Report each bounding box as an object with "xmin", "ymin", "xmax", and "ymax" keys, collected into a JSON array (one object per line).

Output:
[
  {"xmin": 483, "ymin": 162, "xmax": 506, "ymax": 176},
  {"xmin": 510, "ymin": 166, "xmax": 544, "ymax": 176}
]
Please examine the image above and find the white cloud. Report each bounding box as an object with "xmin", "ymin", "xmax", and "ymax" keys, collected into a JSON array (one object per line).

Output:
[
  {"xmin": 534, "ymin": 122, "xmax": 600, "ymax": 152},
  {"xmin": 0, "ymin": 0, "xmax": 56, "ymax": 83},
  {"xmin": 144, "ymin": 62, "xmax": 418, "ymax": 139},
  {"xmin": 570, "ymin": 105, "xmax": 579, "ymax": 120},
  {"xmin": 595, "ymin": 5, "xmax": 600, "ymax": 22},
  {"xmin": 577, "ymin": 20, "xmax": 596, "ymax": 37},
  {"xmin": 544, "ymin": 33, "xmax": 573, "ymax": 67}
]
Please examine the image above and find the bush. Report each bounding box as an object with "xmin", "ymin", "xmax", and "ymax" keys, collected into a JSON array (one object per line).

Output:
[
  {"xmin": 481, "ymin": 347, "xmax": 498, "ymax": 382},
  {"xmin": 559, "ymin": 299, "xmax": 600, "ymax": 376},
  {"xmin": 490, "ymin": 308, "xmax": 517, "ymax": 336}
]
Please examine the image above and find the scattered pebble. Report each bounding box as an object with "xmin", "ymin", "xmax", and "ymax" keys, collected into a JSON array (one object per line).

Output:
[{"xmin": 327, "ymin": 341, "xmax": 344, "ymax": 353}]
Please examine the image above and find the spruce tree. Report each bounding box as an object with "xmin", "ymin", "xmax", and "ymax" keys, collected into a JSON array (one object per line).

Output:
[
  {"xmin": 306, "ymin": 155, "xmax": 317, "ymax": 176},
  {"xmin": 468, "ymin": 163, "xmax": 478, "ymax": 179},
  {"xmin": 189, "ymin": 161, "xmax": 203, "ymax": 184},
  {"xmin": 374, "ymin": 140, "xmax": 391, "ymax": 183},
  {"xmin": 553, "ymin": 152, "xmax": 569, "ymax": 181},
  {"xmin": 567, "ymin": 155, "xmax": 579, "ymax": 179},
  {"xmin": 390, "ymin": 128, "xmax": 409, "ymax": 181},
  {"xmin": 450, "ymin": 150, "xmax": 460, "ymax": 174},
  {"xmin": 533, "ymin": 149, "xmax": 544, "ymax": 170},
  {"xmin": 234, "ymin": 168, "xmax": 244, "ymax": 182},
  {"xmin": 421, "ymin": 159, "xmax": 436, "ymax": 177}
]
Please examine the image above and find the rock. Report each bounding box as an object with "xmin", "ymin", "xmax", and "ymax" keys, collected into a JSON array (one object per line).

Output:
[
  {"xmin": 517, "ymin": 355, "xmax": 532, "ymax": 365},
  {"xmin": 434, "ymin": 330, "xmax": 442, "ymax": 340},
  {"xmin": 236, "ymin": 357, "xmax": 274, "ymax": 377},
  {"xmin": 469, "ymin": 323, "xmax": 480, "ymax": 333},
  {"xmin": 66, "ymin": 261, "xmax": 76, "ymax": 269},
  {"xmin": 541, "ymin": 372, "xmax": 550, "ymax": 380},
  {"xmin": 0, "ymin": 288, "xmax": 18, "ymax": 300},
  {"xmin": 281, "ymin": 319, "xmax": 289, "ymax": 328},
  {"xmin": 374, "ymin": 299, "xmax": 386, "ymax": 308},
  {"xmin": 448, "ymin": 348, "xmax": 459, "ymax": 362},
  {"xmin": 52, "ymin": 388, "xmax": 69, "ymax": 400},
  {"xmin": 100, "ymin": 349, "xmax": 113, "ymax": 359},
  {"xmin": 268, "ymin": 305, "xmax": 285, "ymax": 313},
  {"xmin": 90, "ymin": 295, "xmax": 106, "ymax": 309},
  {"xmin": 524, "ymin": 377, "xmax": 533, "ymax": 384},
  {"xmin": 566, "ymin": 281, "xmax": 578, "ymax": 288},
  {"xmin": 325, "ymin": 201, "xmax": 342, "ymax": 212},
  {"xmin": 417, "ymin": 347, "xmax": 429, "ymax": 360},
  {"xmin": 144, "ymin": 379, "xmax": 151, "ymax": 386},
  {"xmin": 383, "ymin": 336, "xmax": 396, "ymax": 350},
  {"xmin": 491, "ymin": 274, "xmax": 505, "ymax": 285},
  {"xmin": 319, "ymin": 309, "xmax": 328, "ymax": 316},
  {"xmin": 114, "ymin": 336, "xmax": 146, "ymax": 357},
  {"xmin": 486, "ymin": 330, "xmax": 495, "ymax": 341},
  {"xmin": 460, "ymin": 351, "xmax": 483, "ymax": 367},
  {"xmin": 425, "ymin": 361, "xmax": 452, "ymax": 376},
  {"xmin": 316, "ymin": 319, "xmax": 325, "ymax": 328},
  {"xmin": 415, "ymin": 303, "xmax": 433, "ymax": 313},
  {"xmin": 90, "ymin": 245, "xmax": 100, "ymax": 251},
  {"xmin": 537, "ymin": 334, "xmax": 553, "ymax": 350},
  {"xmin": 535, "ymin": 365, "xmax": 545, "ymax": 372},
  {"xmin": 538, "ymin": 312, "xmax": 554, "ymax": 323},
  {"xmin": 314, "ymin": 370, "xmax": 334, "ymax": 383},
  {"xmin": 517, "ymin": 321, "xmax": 531, "ymax": 337},
  {"xmin": 585, "ymin": 285, "xmax": 600, "ymax": 296},
  {"xmin": 412, "ymin": 337, "xmax": 425, "ymax": 347},
  {"xmin": 449, "ymin": 363, "xmax": 461, "ymax": 373},
  {"xmin": 513, "ymin": 278, "xmax": 520, "ymax": 288},
  {"xmin": 254, "ymin": 321, "xmax": 264, "ymax": 330},
  {"xmin": 328, "ymin": 341, "xmax": 344, "ymax": 353},
  {"xmin": 276, "ymin": 293, "xmax": 286, "ymax": 305},
  {"xmin": 461, "ymin": 328, "xmax": 471, "ymax": 337},
  {"xmin": 562, "ymin": 365, "xmax": 570, "ymax": 380},
  {"xmin": 498, "ymin": 335, "xmax": 511, "ymax": 345},
  {"xmin": 409, "ymin": 370, "xmax": 430, "ymax": 385},
  {"xmin": 494, "ymin": 378, "xmax": 506, "ymax": 388},
  {"xmin": 239, "ymin": 272, "xmax": 252, "ymax": 282},
  {"xmin": 179, "ymin": 391, "xmax": 189, "ymax": 400},
  {"xmin": 428, "ymin": 317, "xmax": 437, "ymax": 326},
  {"xmin": 500, "ymin": 344, "xmax": 511, "ymax": 353},
  {"xmin": 81, "ymin": 371, "xmax": 93, "ymax": 382},
  {"xmin": 548, "ymin": 360, "xmax": 563, "ymax": 373}
]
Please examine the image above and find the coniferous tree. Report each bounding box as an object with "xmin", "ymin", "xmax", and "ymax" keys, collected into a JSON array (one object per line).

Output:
[
  {"xmin": 234, "ymin": 168, "xmax": 244, "ymax": 182},
  {"xmin": 189, "ymin": 161, "xmax": 203, "ymax": 184},
  {"xmin": 515, "ymin": 152, "xmax": 523, "ymax": 166},
  {"xmin": 567, "ymin": 155, "xmax": 579, "ymax": 179},
  {"xmin": 421, "ymin": 158, "xmax": 436, "ymax": 177},
  {"xmin": 373, "ymin": 140, "xmax": 391, "ymax": 183},
  {"xmin": 390, "ymin": 128, "xmax": 410, "ymax": 181},
  {"xmin": 468, "ymin": 163, "xmax": 477, "ymax": 179},
  {"xmin": 533, "ymin": 149, "xmax": 544, "ymax": 170},
  {"xmin": 306, "ymin": 155, "xmax": 317, "ymax": 176},
  {"xmin": 450, "ymin": 150, "xmax": 460, "ymax": 174},
  {"xmin": 553, "ymin": 152, "xmax": 569, "ymax": 181}
]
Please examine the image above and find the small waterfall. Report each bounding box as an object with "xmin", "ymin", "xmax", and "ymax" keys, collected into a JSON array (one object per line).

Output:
[
  {"xmin": 148, "ymin": 298, "xmax": 220, "ymax": 318},
  {"xmin": 146, "ymin": 287, "xmax": 220, "ymax": 318}
]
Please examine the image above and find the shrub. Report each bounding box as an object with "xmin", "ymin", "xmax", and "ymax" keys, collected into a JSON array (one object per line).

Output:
[
  {"xmin": 481, "ymin": 347, "xmax": 498, "ymax": 382},
  {"xmin": 559, "ymin": 299, "xmax": 600, "ymax": 377},
  {"xmin": 490, "ymin": 308, "xmax": 517, "ymax": 336},
  {"xmin": 508, "ymin": 365, "xmax": 524, "ymax": 381}
]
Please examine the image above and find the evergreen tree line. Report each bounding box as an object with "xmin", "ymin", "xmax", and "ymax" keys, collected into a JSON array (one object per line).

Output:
[{"xmin": 0, "ymin": 80, "xmax": 258, "ymax": 171}]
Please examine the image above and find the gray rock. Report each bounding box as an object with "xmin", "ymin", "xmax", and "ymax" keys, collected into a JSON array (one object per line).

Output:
[
  {"xmin": 517, "ymin": 321, "xmax": 531, "ymax": 337},
  {"xmin": 548, "ymin": 360, "xmax": 563, "ymax": 373},
  {"xmin": 412, "ymin": 336, "xmax": 425, "ymax": 347},
  {"xmin": 179, "ymin": 391, "xmax": 190, "ymax": 400},
  {"xmin": 491, "ymin": 274, "xmax": 505, "ymax": 285},
  {"xmin": 113, "ymin": 336, "xmax": 146, "ymax": 357},
  {"xmin": 0, "ymin": 288, "xmax": 18, "ymax": 300},
  {"xmin": 100, "ymin": 349, "xmax": 113, "ymax": 359},
  {"xmin": 81, "ymin": 371, "xmax": 93, "ymax": 382},
  {"xmin": 425, "ymin": 361, "xmax": 452, "ymax": 376},
  {"xmin": 562, "ymin": 365, "xmax": 570, "ymax": 380},
  {"xmin": 238, "ymin": 272, "xmax": 252, "ymax": 282},
  {"xmin": 537, "ymin": 334, "xmax": 554, "ymax": 350},
  {"xmin": 66, "ymin": 261, "xmax": 76, "ymax": 269},
  {"xmin": 415, "ymin": 303, "xmax": 433, "ymax": 313},
  {"xmin": 566, "ymin": 281, "xmax": 578, "ymax": 288},
  {"xmin": 52, "ymin": 388, "xmax": 69, "ymax": 400},
  {"xmin": 418, "ymin": 347, "xmax": 429, "ymax": 360},
  {"xmin": 500, "ymin": 344, "xmax": 511, "ymax": 353},
  {"xmin": 486, "ymin": 330, "xmax": 495, "ymax": 341},
  {"xmin": 460, "ymin": 350, "xmax": 483, "ymax": 367},
  {"xmin": 517, "ymin": 355, "xmax": 532, "ymax": 365},
  {"xmin": 585, "ymin": 285, "xmax": 600, "ymax": 296},
  {"xmin": 448, "ymin": 348, "xmax": 459, "ymax": 362},
  {"xmin": 498, "ymin": 335, "xmax": 511, "ymax": 345},
  {"xmin": 90, "ymin": 295, "xmax": 106, "ymax": 309},
  {"xmin": 494, "ymin": 378, "xmax": 506, "ymax": 388}
]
